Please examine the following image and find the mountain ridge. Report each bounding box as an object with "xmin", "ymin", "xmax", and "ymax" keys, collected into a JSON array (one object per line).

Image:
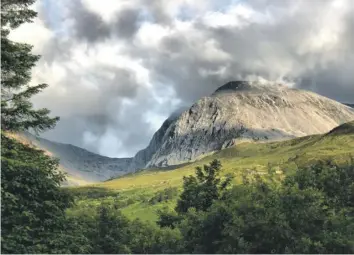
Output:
[
  {"xmin": 15, "ymin": 81, "xmax": 354, "ymax": 185},
  {"xmin": 13, "ymin": 132, "xmax": 134, "ymax": 185}
]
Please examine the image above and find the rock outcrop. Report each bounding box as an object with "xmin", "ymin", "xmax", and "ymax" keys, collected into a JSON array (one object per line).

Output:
[{"xmin": 132, "ymin": 81, "xmax": 354, "ymax": 167}]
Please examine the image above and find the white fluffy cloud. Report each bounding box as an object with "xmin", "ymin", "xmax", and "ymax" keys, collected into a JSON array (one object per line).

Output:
[{"xmin": 9, "ymin": 0, "xmax": 354, "ymax": 157}]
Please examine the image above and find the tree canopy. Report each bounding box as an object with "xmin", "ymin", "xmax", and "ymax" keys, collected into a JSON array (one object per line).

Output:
[
  {"xmin": 1, "ymin": 1, "xmax": 70, "ymax": 253},
  {"xmin": 1, "ymin": 0, "xmax": 58, "ymax": 132},
  {"xmin": 174, "ymin": 161, "xmax": 354, "ymax": 253}
]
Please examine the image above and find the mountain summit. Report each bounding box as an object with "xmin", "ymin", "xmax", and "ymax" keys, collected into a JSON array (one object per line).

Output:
[
  {"xmin": 14, "ymin": 81, "xmax": 354, "ymax": 183},
  {"xmin": 132, "ymin": 81, "xmax": 354, "ymax": 167},
  {"xmin": 213, "ymin": 80, "xmax": 280, "ymax": 94}
]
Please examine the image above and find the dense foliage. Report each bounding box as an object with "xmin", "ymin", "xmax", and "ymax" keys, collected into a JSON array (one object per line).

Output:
[
  {"xmin": 74, "ymin": 204, "xmax": 183, "ymax": 254},
  {"xmin": 0, "ymin": 135, "xmax": 90, "ymax": 253},
  {"xmin": 1, "ymin": 0, "xmax": 65, "ymax": 253},
  {"xmin": 56, "ymin": 159, "xmax": 354, "ymax": 254},
  {"xmin": 176, "ymin": 159, "xmax": 233, "ymax": 214},
  {"xmin": 1, "ymin": 0, "xmax": 58, "ymax": 132},
  {"xmin": 175, "ymin": 160, "xmax": 354, "ymax": 253}
]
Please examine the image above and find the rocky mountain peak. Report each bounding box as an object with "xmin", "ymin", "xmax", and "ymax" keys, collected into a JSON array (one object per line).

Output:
[
  {"xmin": 132, "ymin": 81, "xmax": 354, "ymax": 168},
  {"xmin": 212, "ymin": 80, "xmax": 286, "ymax": 95},
  {"xmin": 21, "ymin": 81, "xmax": 354, "ymax": 184}
]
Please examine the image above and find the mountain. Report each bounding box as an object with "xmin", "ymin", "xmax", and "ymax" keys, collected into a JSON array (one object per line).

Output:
[
  {"xmin": 344, "ymin": 103, "xmax": 354, "ymax": 108},
  {"xmin": 132, "ymin": 81, "xmax": 354, "ymax": 167},
  {"xmin": 12, "ymin": 132, "xmax": 134, "ymax": 185},
  {"xmin": 14, "ymin": 81, "xmax": 354, "ymax": 184}
]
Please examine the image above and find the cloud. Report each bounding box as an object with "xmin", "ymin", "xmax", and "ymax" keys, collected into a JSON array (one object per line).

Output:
[
  {"xmin": 112, "ymin": 8, "xmax": 141, "ymax": 39},
  {"xmin": 9, "ymin": 0, "xmax": 354, "ymax": 157},
  {"xmin": 70, "ymin": 0, "xmax": 111, "ymax": 43}
]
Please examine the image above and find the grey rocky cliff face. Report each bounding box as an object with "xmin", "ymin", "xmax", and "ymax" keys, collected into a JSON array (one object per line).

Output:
[
  {"xmin": 21, "ymin": 81, "xmax": 354, "ymax": 184},
  {"xmin": 131, "ymin": 81, "xmax": 354, "ymax": 168},
  {"xmin": 131, "ymin": 115, "xmax": 178, "ymax": 169}
]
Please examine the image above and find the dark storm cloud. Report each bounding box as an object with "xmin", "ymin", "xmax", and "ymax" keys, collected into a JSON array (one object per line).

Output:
[
  {"xmin": 112, "ymin": 8, "xmax": 141, "ymax": 39},
  {"xmin": 24, "ymin": 0, "xmax": 354, "ymax": 157},
  {"xmin": 68, "ymin": 1, "xmax": 142, "ymax": 42},
  {"xmin": 70, "ymin": 0, "xmax": 111, "ymax": 42},
  {"xmin": 34, "ymin": 62, "xmax": 153, "ymax": 155},
  {"xmin": 298, "ymin": 62, "xmax": 354, "ymax": 103},
  {"xmin": 144, "ymin": 0, "xmax": 354, "ymax": 105}
]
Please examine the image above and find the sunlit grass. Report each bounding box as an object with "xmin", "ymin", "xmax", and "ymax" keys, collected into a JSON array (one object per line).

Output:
[{"xmin": 67, "ymin": 122, "xmax": 354, "ymax": 222}]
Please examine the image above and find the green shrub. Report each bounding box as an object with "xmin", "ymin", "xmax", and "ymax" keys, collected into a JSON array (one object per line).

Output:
[{"xmin": 148, "ymin": 187, "xmax": 179, "ymax": 205}]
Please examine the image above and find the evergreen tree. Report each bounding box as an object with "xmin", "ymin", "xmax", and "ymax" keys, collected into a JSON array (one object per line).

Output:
[
  {"xmin": 1, "ymin": 0, "xmax": 59, "ymax": 132},
  {"xmin": 0, "ymin": 1, "xmax": 75, "ymax": 253}
]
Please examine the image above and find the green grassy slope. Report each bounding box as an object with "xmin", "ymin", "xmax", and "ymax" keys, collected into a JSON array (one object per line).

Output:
[{"xmin": 67, "ymin": 121, "xmax": 354, "ymax": 222}]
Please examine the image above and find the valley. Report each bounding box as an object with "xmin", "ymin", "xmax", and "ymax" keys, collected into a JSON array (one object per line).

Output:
[
  {"xmin": 14, "ymin": 81, "xmax": 354, "ymax": 187},
  {"xmin": 67, "ymin": 121, "xmax": 354, "ymax": 222},
  {"xmin": 10, "ymin": 82, "xmax": 354, "ymax": 223}
]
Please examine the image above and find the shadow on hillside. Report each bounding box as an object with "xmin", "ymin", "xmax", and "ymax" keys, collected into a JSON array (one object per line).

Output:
[
  {"xmin": 66, "ymin": 186, "xmax": 119, "ymax": 199},
  {"xmin": 327, "ymin": 121, "xmax": 354, "ymax": 136}
]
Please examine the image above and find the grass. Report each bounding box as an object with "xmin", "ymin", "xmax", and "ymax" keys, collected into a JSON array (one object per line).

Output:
[{"xmin": 67, "ymin": 121, "xmax": 354, "ymax": 222}]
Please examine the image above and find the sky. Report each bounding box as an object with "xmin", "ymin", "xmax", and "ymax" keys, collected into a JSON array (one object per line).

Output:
[{"xmin": 9, "ymin": 0, "xmax": 354, "ymax": 158}]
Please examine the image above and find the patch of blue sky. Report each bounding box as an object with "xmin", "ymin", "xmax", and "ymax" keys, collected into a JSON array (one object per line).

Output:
[
  {"xmin": 41, "ymin": 0, "xmax": 71, "ymax": 37},
  {"xmin": 210, "ymin": 0, "xmax": 243, "ymax": 12},
  {"xmin": 175, "ymin": 4, "xmax": 197, "ymax": 21},
  {"xmin": 175, "ymin": 0, "xmax": 243, "ymax": 21},
  {"xmin": 137, "ymin": 8, "xmax": 154, "ymax": 25}
]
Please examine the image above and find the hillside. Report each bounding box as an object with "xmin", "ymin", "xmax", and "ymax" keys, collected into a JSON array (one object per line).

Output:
[
  {"xmin": 68, "ymin": 121, "xmax": 354, "ymax": 221},
  {"xmin": 327, "ymin": 120, "xmax": 354, "ymax": 135},
  {"xmin": 13, "ymin": 81, "xmax": 354, "ymax": 185},
  {"xmin": 10, "ymin": 132, "xmax": 134, "ymax": 185}
]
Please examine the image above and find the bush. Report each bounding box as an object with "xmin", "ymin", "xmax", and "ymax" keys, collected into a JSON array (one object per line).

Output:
[
  {"xmin": 148, "ymin": 187, "xmax": 179, "ymax": 205},
  {"xmin": 68, "ymin": 204, "xmax": 183, "ymax": 254},
  {"xmin": 68, "ymin": 187, "xmax": 119, "ymax": 199}
]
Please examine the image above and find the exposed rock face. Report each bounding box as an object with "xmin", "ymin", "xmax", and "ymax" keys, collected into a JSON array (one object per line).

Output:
[
  {"xmin": 133, "ymin": 81, "xmax": 354, "ymax": 167},
  {"xmin": 19, "ymin": 81, "xmax": 354, "ymax": 184},
  {"xmin": 132, "ymin": 112, "xmax": 182, "ymax": 169}
]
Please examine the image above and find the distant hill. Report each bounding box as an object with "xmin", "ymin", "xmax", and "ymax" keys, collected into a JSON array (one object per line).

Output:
[
  {"xmin": 327, "ymin": 120, "xmax": 354, "ymax": 135},
  {"xmin": 10, "ymin": 132, "xmax": 134, "ymax": 186},
  {"xmin": 344, "ymin": 103, "xmax": 354, "ymax": 108}
]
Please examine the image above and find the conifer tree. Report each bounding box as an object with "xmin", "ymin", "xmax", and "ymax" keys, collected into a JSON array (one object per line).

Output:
[
  {"xmin": 1, "ymin": 0, "xmax": 59, "ymax": 132},
  {"xmin": 1, "ymin": 1, "xmax": 75, "ymax": 253}
]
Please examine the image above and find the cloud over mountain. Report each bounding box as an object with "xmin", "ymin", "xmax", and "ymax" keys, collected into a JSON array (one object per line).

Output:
[{"xmin": 10, "ymin": 0, "xmax": 354, "ymax": 157}]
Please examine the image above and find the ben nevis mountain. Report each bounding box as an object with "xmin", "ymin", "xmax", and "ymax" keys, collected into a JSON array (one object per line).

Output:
[
  {"xmin": 134, "ymin": 81, "xmax": 354, "ymax": 167},
  {"xmin": 18, "ymin": 81, "xmax": 354, "ymax": 185}
]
